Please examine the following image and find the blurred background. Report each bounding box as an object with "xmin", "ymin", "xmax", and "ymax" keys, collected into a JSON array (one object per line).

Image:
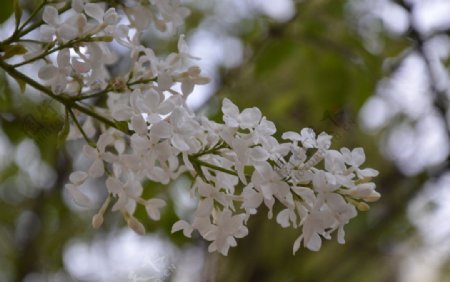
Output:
[{"xmin": 1, "ymin": 0, "xmax": 450, "ymax": 281}]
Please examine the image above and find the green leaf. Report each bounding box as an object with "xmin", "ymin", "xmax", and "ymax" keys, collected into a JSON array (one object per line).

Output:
[
  {"xmin": 0, "ymin": 1, "xmax": 13, "ymax": 25},
  {"xmin": 14, "ymin": 0, "xmax": 22, "ymax": 30},
  {"xmin": 1, "ymin": 44, "xmax": 27, "ymax": 60},
  {"xmin": 115, "ymin": 120, "xmax": 129, "ymax": 132},
  {"xmin": 14, "ymin": 77, "xmax": 26, "ymax": 94},
  {"xmin": 57, "ymin": 108, "xmax": 70, "ymax": 148},
  {"xmin": 255, "ymin": 39, "xmax": 296, "ymax": 77}
]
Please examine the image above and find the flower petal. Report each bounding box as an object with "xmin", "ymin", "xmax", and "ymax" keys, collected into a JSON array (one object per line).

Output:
[
  {"xmin": 43, "ymin": 6, "xmax": 59, "ymax": 26},
  {"xmin": 84, "ymin": 3, "xmax": 104, "ymax": 22},
  {"xmin": 171, "ymin": 220, "xmax": 193, "ymax": 237}
]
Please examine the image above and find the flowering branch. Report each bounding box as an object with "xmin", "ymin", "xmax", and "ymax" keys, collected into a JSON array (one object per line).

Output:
[
  {"xmin": 0, "ymin": 59, "xmax": 127, "ymax": 133},
  {"xmin": 0, "ymin": 0, "xmax": 380, "ymax": 256}
]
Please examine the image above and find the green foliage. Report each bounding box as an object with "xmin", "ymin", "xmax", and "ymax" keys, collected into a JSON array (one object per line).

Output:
[{"xmin": 0, "ymin": 1, "xmax": 13, "ymax": 25}]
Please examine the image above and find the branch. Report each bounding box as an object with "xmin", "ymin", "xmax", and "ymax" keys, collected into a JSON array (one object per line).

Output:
[
  {"xmin": 400, "ymin": 0, "xmax": 450, "ymax": 177},
  {"xmin": 0, "ymin": 60, "xmax": 129, "ymax": 134}
]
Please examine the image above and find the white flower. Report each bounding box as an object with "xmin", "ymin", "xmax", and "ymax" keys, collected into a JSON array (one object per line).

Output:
[
  {"xmin": 341, "ymin": 147, "xmax": 379, "ymax": 179},
  {"xmin": 66, "ymin": 171, "xmax": 91, "ymax": 207},
  {"xmin": 72, "ymin": 0, "xmax": 84, "ymax": 13},
  {"xmin": 276, "ymin": 208, "xmax": 297, "ymax": 228},
  {"xmin": 323, "ymin": 192, "xmax": 357, "ymax": 244},
  {"xmin": 42, "ymin": 0, "xmax": 381, "ymax": 256},
  {"xmin": 145, "ymin": 199, "xmax": 166, "ymax": 220},
  {"xmin": 150, "ymin": 107, "xmax": 201, "ymax": 152},
  {"xmin": 171, "ymin": 220, "xmax": 193, "ymax": 237},
  {"xmin": 110, "ymin": 179, "xmax": 143, "ymax": 214},
  {"xmin": 84, "ymin": 3, "xmax": 120, "ymax": 25},
  {"xmin": 81, "ymin": 43, "xmax": 116, "ymax": 88},
  {"xmin": 173, "ymin": 66, "xmax": 210, "ymax": 95},
  {"xmin": 83, "ymin": 132, "xmax": 116, "ymax": 178},
  {"xmin": 149, "ymin": 0, "xmax": 190, "ymax": 31},
  {"xmin": 241, "ymin": 185, "xmax": 263, "ymax": 217},
  {"xmin": 301, "ymin": 207, "xmax": 330, "ymax": 251},
  {"xmin": 139, "ymin": 89, "xmax": 177, "ymax": 123},
  {"xmin": 222, "ymin": 98, "xmax": 262, "ymax": 129},
  {"xmin": 38, "ymin": 49, "xmax": 71, "ymax": 94},
  {"xmin": 205, "ymin": 209, "xmax": 248, "ymax": 256},
  {"xmin": 350, "ymin": 182, "xmax": 381, "ymax": 202},
  {"xmin": 195, "ymin": 178, "xmax": 229, "ymax": 208},
  {"xmin": 282, "ymin": 128, "xmax": 318, "ymax": 149},
  {"xmin": 41, "ymin": 6, "xmax": 79, "ymax": 42}
]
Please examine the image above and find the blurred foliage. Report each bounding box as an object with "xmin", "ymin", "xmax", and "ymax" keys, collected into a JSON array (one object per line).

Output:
[{"xmin": 0, "ymin": 0, "xmax": 445, "ymax": 282}]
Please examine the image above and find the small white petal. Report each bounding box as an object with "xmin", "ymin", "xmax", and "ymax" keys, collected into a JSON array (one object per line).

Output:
[
  {"xmin": 157, "ymin": 72, "xmax": 173, "ymax": 90},
  {"xmin": 195, "ymin": 198, "xmax": 213, "ymax": 217},
  {"xmin": 58, "ymin": 49, "xmax": 71, "ymax": 68},
  {"xmin": 40, "ymin": 25, "xmax": 56, "ymax": 41},
  {"xmin": 83, "ymin": 145, "xmax": 98, "ymax": 159},
  {"xmin": 181, "ymin": 80, "xmax": 194, "ymax": 95},
  {"xmin": 147, "ymin": 198, "xmax": 166, "ymax": 208},
  {"xmin": 171, "ymin": 134, "xmax": 190, "ymax": 151},
  {"xmin": 43, "ymin": 6, "xmax": 59, "ymax": 26},
  {"xmin": 145, "ymin": 206, "xmax": 161, "ymax": 220},
  {"xmin": 72, "ymin": 59, "xmax": 90, "ymax": 74},
  {"xmin": 317, "ymin": 132, "xmax": 332, "ymax": 149},
  {"xmin": 131, "ymin": 115, "xmax": 148, "ymax": 135},
  {"xmin": 293, "ymin": 235, "xmax": 303, "ymax": 255},
  {"xmin": 58, "ymin": 24, "xmax": 78, "ymax": 41},
  {"xmin": 88, "ymin": 159, "xmax": 104, "ymax": 178},
  {"xmin": 239, "ymin": 108, "xmax": 262, "ymax": 129},
  {"xmin": 97, "ymin": 132, "xmax": 113, "ymax": 152},
  {"xmin": 111, "ymin": 104, "xmax": 132, "ymax": 121},
  {"xmin": 222, "ymin": 98, "xmax": 239, "ymax": 120},
  {"xmin": 258, "ymin": 118, "xmax": 276, "ymax": 135},
  {"xmin": 151, "ymin": 121, "xmax": 172, "ymax": 138},
  {"xmin": 171, "ymin": 220, "xmax": 193, "ymax": 237},
  {"xmin": 305, "ymin": 233, "xmax": 322, "ymax": 251},
  {"xmin": 84, "ymin": 3, "xmax": 104, "ymax": 22},
  {"xmin": 276, "ymin": 209, "xmax": 291, "ymax": 228},
  {"xmin": 72, "ymin": 0, "xmax": 84, "ymax": 13},
  {"xmin": 178, "ymin": 34, "xmax": 189, "ymax": 54},
  {"xmin": 104, "ymin": 8, "xmax": 119, "ymax": 25},
  {"xmin": 38, "ymin": 65, "xmax": 58, "ymax": 80},
  {"xmin": 352, "ymin": 148, "xmax": 366, "ymax": 167},
  {"xmin": 105, "ymin": 177, "xmax": 122, "ymax": 194},
  {"xmin": 282, "ymin": 131, "xmax": 301, "ymax": 141},
  {"xmin": 111, "ymin": 191, "xmax": 127, "ymax": 211},
  {"xmin": 69, "ymin": 171, "xmax": 88, "ymax": 185},
  {"xmin": 337, "ymin": 227, "xmax": 346, "ymax": 244},
  {"xmin": 145, "ymin": 199, "xmax": 166, "ymax": 220},
  {"xmin": 358, "ymin": 168, "xmax": 379, "ymax": 178},
  {"xmin": 182, "ymin": 152, "xmax": 194, "ymax": 171},
  {"xmin": 66, "ymin": 184, "xmax": 91, "ymax": 207},
  {"xmin": 250, "ymin": 147, "xmax": 269, "ymax": 162}
]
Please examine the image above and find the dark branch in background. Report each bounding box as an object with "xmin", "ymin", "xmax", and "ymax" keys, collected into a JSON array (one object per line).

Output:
[{"xmin": 398, "ymin": 0, "xmax": 450, "ymax": 178}]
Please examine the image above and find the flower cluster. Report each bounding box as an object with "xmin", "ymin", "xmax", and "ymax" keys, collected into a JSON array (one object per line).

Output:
[{"xmin": 0, "ymin": 0, "xmax": 379, "ymax": 256}]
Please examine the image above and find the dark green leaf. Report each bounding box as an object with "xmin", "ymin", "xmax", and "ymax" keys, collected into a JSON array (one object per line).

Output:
[
  {"xmin": 57, "ymin": 108, "xmax": 69, "ymax": 148},
  {"xmin": 0, "ymin": 1, "xmax": 13, "ymax": 24},
  {"xmin": 14, "ymin": 0, "xmax": 22, "ymax": 30}
]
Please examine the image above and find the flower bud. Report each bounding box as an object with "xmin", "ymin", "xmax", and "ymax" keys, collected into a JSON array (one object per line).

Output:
[
  {"xmin": 92, "ymin": 213, "xmax": 103, "ymax": 229},
  {"xmin": 357, "ymin": 202, "xmax": 370, "ymax": 212},
  {"xmin": 363, "ymin": 191, "xmax": 381, "ymax": 202},
  {"xmin": 127, "ymin": 217, "xmax": 146, "ymax": 235}
]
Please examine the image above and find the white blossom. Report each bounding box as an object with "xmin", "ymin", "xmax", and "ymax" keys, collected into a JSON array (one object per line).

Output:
[
  {"xmin": 41, "ymin": 6, "xmax": 79, "ymax": 42},
  {"xmin": 13, "ymin": 0, "xmax": 382, "ymax": 256}
]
